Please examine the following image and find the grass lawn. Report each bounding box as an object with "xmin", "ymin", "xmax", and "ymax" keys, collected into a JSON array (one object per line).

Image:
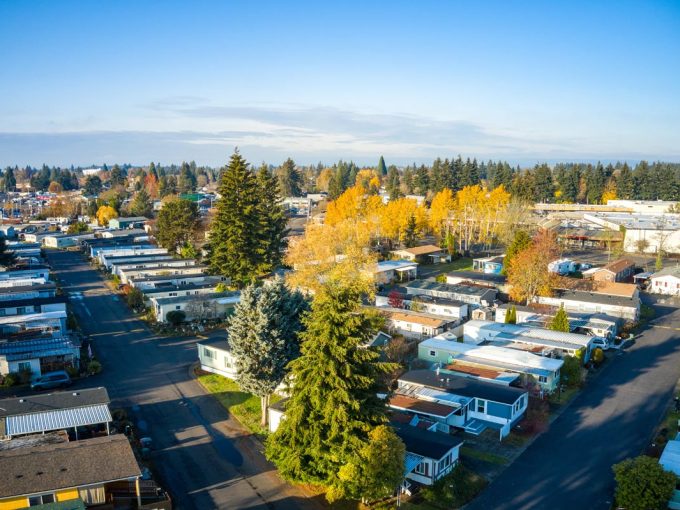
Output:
[
  {"xmin": 196, "ymin": 370, "xmax": 281, "ymax": 437},
  {"xmin": 460, "ymin": 446, "xmax": 508, "ymax": 465},
  {"xmin": 548, "ymin": 386, "xmax": 580, "ymax": 406}
]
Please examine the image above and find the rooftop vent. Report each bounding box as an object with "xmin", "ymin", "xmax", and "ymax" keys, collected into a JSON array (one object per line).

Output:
[
  {"xmin": 72, "ymin": 392, "xmax": 79, "ymax": 396},
  {"xmin": 18, "ymin": 399, "xmax": 25, "ymax": 403}
]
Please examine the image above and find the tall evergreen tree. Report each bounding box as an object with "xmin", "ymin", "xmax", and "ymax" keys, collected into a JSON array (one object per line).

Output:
[
  {"xmin": 533, "ymin": 164, "xmax": 555, "ymax": 202},
  {"xmin": 208, "ymin": 151, "xmax": 262, "ymax": 287},
  {"xmin": 256, "ymin": 164, "xmax": 288, "ymax": 272},
  {"xmin": 266, "ymin": 280, "xmax": 397, "ymax": 502},
  {"xmin": 549, "ymin": 305, "xmax": 570, "ymax": 332},
  {"xmin": 129, "ymin": 188, "xmax": 152, "ymax": 217},
  {"xmin": 402, "ymin": 214, "xmax": 418, "ymax": 247},
  {"xmin": 155, "ymin": 198, "xmax": 199, "ymax": 254},
  {"xmin": 2, "ymin": 167, "xmax": 16, "ymax": 192},
  {"xmin": 413, "ymin": 165, "xmax": 429, "ymax": 195},
  {"xmin": 376, "ymin": 155, "xmax": 387, "ymax": 176},
  {"xmin": 386, "ymin": 166, "xmax": 401, "ymax": 200},
  {"xmin": 228, "ymin": 278, "xmax": 309, "ymax": 426},
  {"xmin": 277, "ymin": 158, "xmax": 303, "ymax": 197},
  {"xmin": 177, "ymin": 162, "xmax": 197, "ymax": 194}
]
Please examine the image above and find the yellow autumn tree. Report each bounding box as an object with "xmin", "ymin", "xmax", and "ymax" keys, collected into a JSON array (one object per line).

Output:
[
  {"xmin": 379, "ymin": 197, "xmax": 427, "ymax": 244},
  {"xmin": 601, "ymin": 178, "xmax": 617, "ymax": 204},
  {"xmin": 96, "ymin": 205, "xmax": 118, "ymax": 226},
  {"xmin": 285, "ymin": 221, "xmax": 376, "ymax": 295},
  {"xmin": 429, "ymin": 188, "xmax": 455, "ymax": 239}
]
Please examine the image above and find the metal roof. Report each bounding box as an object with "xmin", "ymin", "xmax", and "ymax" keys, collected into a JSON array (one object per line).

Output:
[
  {"xmin": 404, "ymin": 452, "xmax": 425, "ymax": 475},
  {"xmin": 0, "ymin": 337, "xmax": 79, "ymax": 361},
  {"xmin": 5, "ymin": 404, "xmax": 112, "ymax": 436}
]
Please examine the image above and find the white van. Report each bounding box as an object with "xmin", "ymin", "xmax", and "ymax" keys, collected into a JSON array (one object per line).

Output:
[{"xmin": 591, "ymin": 336, "xmax": 611, "ymax": 351}]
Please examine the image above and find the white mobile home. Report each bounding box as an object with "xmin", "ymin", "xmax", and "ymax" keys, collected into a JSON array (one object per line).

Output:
[
  {"xmin": 463, "ymin": 320, "xmax": 594, "ymax": 362},
  {"xmin": 152, "ymin": 291, "xmax": 240, "ymax": 323},
  {"xmin": 418, "ymin": 335, "xmax": 563, "ymax": 392},
  {"xmin": 376, "ymin": 291, "xmax": 469, "ymax": 320},
  {"xmin": 196, "ymin": 338, "xmax": 237, "ymax": 379}
]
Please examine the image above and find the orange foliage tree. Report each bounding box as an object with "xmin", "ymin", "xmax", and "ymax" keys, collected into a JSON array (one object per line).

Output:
[{"xmin": 508, "ymin": 229, "xmax": 560, "ymax": 305}]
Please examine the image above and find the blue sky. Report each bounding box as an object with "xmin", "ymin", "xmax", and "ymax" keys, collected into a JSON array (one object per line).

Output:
[{"xmin": 1, "ymin": 0, "xmax": 679, "ymax": 167}]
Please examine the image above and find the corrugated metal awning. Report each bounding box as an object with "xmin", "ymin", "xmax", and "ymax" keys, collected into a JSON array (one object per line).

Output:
[
  {"xmin": 6, "ymin": 404, "xmax": 112, "ymax": 436},
  {"xmin": 404, "ymin": 452, "xmax": 424, "ymax": 475}
]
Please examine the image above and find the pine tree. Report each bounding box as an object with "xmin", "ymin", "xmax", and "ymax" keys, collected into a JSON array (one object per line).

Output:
[
  {"xmin": 266, "ymin": 280, "xmax": 397, "ymax": 502},
  {"xmin": 386, "ymin": 166, "xmax": 401, "ymax": 200},
  {"xmin": 228, "ymin": 278, "xmax": 309, "ymax": 426},
  {"xmin": 617, "ymin": 163, "xmax": 634, "ymax": 200},
  {"xmin": 177, "ymin": 162, "xmax": 196, "ymax": 194},
  {"xmin": 277, "ymin": 158, "xmax": 303, "ymax": 197},
  {"xmin": 402, "ymin": 214, "xmax": 418, "ymax": 247},
  {"xmin": 549, "ymin": 305, "xmax": 570, "ymax": 332},
  {"xmin": 155, "ymin": 198, "xmax": 199, "ymax": 254},
  {"xmin": 208, "ymin": 151, "xmax": 262, "ymax": 287},
  {"xmin": 502, "ymin": 230, "xmax": 531, "ymax": 275},
  {"xmin": 256, "ymin": 164, "xmax": 289, "ymax": 273},
  {"xmin": 129, "ymin": 189, "xmax": 152, "ymax": 217},
  {"xmin": 376, "ymin": 155, "xmax": 387, "ymax": 176},
  {"xmin": 2, "ymin": 167, "xmax": 16, "ymax": 192}
]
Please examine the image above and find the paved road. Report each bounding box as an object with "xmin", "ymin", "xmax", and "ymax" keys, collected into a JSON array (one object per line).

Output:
[
  {"xmin": 468, "ymin": 296, "xmax": 680, "ymax": 510},
  {"xmin": 46, "ymin": 250, "xmax": 320, "ymax": 510}
]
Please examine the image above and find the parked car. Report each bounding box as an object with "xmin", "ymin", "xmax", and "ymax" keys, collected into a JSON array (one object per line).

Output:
[
  {"xmin": 591, "ymin": 336, "xmax": 611, "ymax": 350},
  {"xmin": 30, "ymin": 370, "xmax": 72, "ymax": 390}
]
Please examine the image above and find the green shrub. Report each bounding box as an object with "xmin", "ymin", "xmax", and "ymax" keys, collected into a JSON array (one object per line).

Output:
[
  {"xmin": 66, "ymin": 366, "xmax": 80, "ymax": 378},
  {"xmin": 125, "ymin": 288, "xmax": 145, "ymax": 311},
  {"xmin": 592, "ymin": 347, "xmax": 605, "ymax": 366},
  {"xmin": 87, "ymin": 360, "xmax": 102, "ymax": 375},
  {"xmin": 421, "ymin": 464, "xmax": 487, "ymax": 508},
  {"xmin": 166, "ymin": 310, "xmax": 186, "ymax": 326},
  {"xmin": 1, "ymin": 372, "xmax": 19, "ymax": 387}
]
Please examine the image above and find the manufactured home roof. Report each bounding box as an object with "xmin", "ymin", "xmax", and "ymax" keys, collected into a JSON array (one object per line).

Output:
[
  {"xmin": 399, "ymin": 369, "xmax": 526, "ymax": 405},
  {"xmin": 0, "ymin": 295, "xmax": 67, "ymax": 310},
  {"xmin": 389, "ymin": 394, "xmax": 457, "ymax": 418},
  {"xmin": 380, "ymin": 307, "xmax": 455, "ymax": 328},
  {"xmin": 153, "ymin": 291, "xmax": 239, "ymax": 306},
  {"xmin": 0, "ymin": 388, "xmax": 109, "ymax": 418},
  {"xmin": 560, "ymin": 279, "xmax": 638, "ymax": 298},
  {"xmin": 598, "ymin": 258, "xmax": 635, "ymax": 274},
  {"xmin": 405, "ymin": 280, "xmax": 497, "ymax": 298},
  {"xmin": 545, "ymin": 289, "xmax": 640, "ymax": 309},
  {"xmin": 420, "ymin": 336, "xmax": 564, "ymax": 372},
  {"xmin": 651, "ymin": 266, "xmax": 680, "ymax": 279},
  {"xmin": 465, "ymin": 320, "xmax": 593, "ymax": 348},
  {"xmin": 0, "ymin": 337, "xmax": 78, "ymax": 361},
  {"xmin": 0, "ymin": 434, "xmax": 140, "ymax": 498},
  {"xmin": 446, "ymin": 271, "xmax": 507, "ymax": 285},
  {"xmin": 393, "ymin": 422, "xmax": 463, "ymax": 460},
  {"xmin": 141, "ymin": 281, "xmax": 218, "ymax": 295}
]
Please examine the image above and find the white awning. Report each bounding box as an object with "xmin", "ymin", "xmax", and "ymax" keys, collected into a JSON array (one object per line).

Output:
[{"xmin": 5, "ymin": 404, "xmax": 112, "ymax": 436}]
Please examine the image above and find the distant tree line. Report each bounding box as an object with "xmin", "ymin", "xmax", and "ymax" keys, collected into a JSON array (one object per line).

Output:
[{"xmin": 3, "ymin": 158, "xmax": 680, "ymax": 205}]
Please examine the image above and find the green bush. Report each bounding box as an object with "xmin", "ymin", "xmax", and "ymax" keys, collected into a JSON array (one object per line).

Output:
[
  {"xmin": 1, "ymin": 372, "xmax": 19, "ymax": 387},
  {"xmin": 421, "ymin": 464, "xmax": 487, "ymax": 508},
  {"xmin": 66, "ymin": 366, "xmax": 80, "ymax": 378},
  {"xmin": 66, "ymin": 311, "xmax": 79, "ymax": 331},
  {"xmin": 166, "ymin": 310, "xmax": 186, "ymax": 326},
  {"xmin": 87, "ymin": 360, "xmax": 102, "ymax": 375},
  {"xmin": 592, "ymin": 347, "xmax": 605, "ymax": 366},
  {"xmin": 125, "ymin": 288, "xmax": 145, "ymax": 311}
]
